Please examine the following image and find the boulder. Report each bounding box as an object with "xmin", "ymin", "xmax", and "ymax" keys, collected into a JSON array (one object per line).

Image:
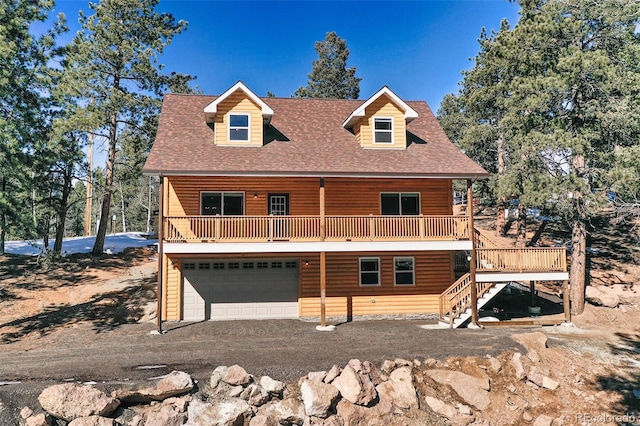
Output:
[
  {"xmin": 585, "ymin": 286, "xmax": 619, "ymax": 308},
  {"xmin": 20, "ymin": 406, "xmax": 34, "ymax": 419},
  {"xmin": 257, "ymin": 397, "xmax": 306, "ymax": 425},
  {"xmin": 224, "ymin": 365, "xmax": 252, "ymax": 386},
  {"xmin": 533, "ymin": 414, "xmax": 554, "ymax": 426},
  {"xmin": 38, "ymin": 383, "xmax": 120, "ymax": 421},
  {"xmin": 25, "ymin": 414, "xmax": 52, "ymax": 426},
  {"xmin": 260, "ymin": 376, "xmax": 285, "ymax": 396},
  {"xmin": 211, "ymin": 366, "xmax": 229, "ymax": 389},
  {"xmin": 145, "ymin": 403, "xmax": 187, "ymax": 426},
  {"xmin": 424, "ymin": 396, "xmax": 457, "ymax": 419},
  {"xmin": 68, "ymin": 416, "xmax": 115, "ymax": 426},
  {"xmin": 323, "ymin": 365, "xmax": 341, "ymax": 384},
  {"xmin": 512, "ymin": 352, "xmax": 527, "ymax": 381},
  {"xmin": 113, "ymin": 371, "xmax": 194, "ymax": 403},
  {"xmin": 249, "ymin": 414, "xmax": 279, "ymax": 426},
  {"xmin": 380, "ymin": 360, "xmax": 396, "ymax": 374},
  {"xmin": 240, "ymin": 384, "xmax": 270, "ymax": 406},
  {"xmin": 307, "ymin": 371, "xmax": 328, "ymax": 382},
  {"xmin": 331, "ymin": 365, "xmax": 377, "ymax": 406},
  {"xmin": 375, "ymin": 366, "xmax": 418, "ymax": 410},
  {"xmin": 425, "ymin": 369, "xmax": 490, "ymax": 411},
  {"xmin": 185, "ymin": 398, "xmax": 252, "ymax": 426},
  {"xmin": 300, "ymin": 379, "xmax": 340, "ymax": 418}
]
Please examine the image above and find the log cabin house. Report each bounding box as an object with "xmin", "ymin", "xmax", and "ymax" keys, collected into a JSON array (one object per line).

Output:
[{"xmin": 143, "ymin": 82, "xmax": 569, "ymax": 329}]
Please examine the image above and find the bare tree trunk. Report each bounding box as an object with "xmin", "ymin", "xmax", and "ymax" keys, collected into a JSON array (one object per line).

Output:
[
  {"xmin": 54, "ymin": 164, "xmax": 74, "ymax": 252},
  {"xmin": 495, "ymin": 133, "xmax": 506, "ymax": 236},
  {"xmin": 515, "ymin": 202, "xmax": 527, "ymax": 248},
  {"xmin": 570, "ymin": 192, "xmax": 587, "ymax": 315},
  {"xmin": 92, "ymin": 112, "xmax": 117, "ymax": 255},
  {"xmin": 119, "ymin": 182, "xmax": 126, "ymax": 233},
  {"xmin": 0, "ymin": 178, "xmax": 5, "ymax": 255}
]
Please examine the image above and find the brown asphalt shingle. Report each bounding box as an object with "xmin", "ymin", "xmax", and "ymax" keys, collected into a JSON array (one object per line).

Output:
[{"xmin": 142, "ymin": 94, "xmax": 488, "ymax": 178}]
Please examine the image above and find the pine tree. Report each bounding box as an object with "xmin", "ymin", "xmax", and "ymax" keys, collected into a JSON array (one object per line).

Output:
[
  {"xmin": 441, "ymin": 0, "xmax": 640, "ymax": 314},
  {"xmin": 294, "ymin": 32, "xmax": 361, "ymax": 99},
  {"xmin": 0, "ymin": 0, "xmax": 64, "ymax": 254},
  {"xmin": 57, "ymin": 0, "xmax": 193, "ymax": 255}
]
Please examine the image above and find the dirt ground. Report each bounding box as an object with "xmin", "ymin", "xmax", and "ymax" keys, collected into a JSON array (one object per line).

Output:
[{"xmin": 1, "ymin": 210, "xmax": 639, "ymax": 424}]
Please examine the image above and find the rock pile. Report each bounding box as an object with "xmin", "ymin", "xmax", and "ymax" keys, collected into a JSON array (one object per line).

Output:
[{"xmin": 19, "ymin": 332, "xmax": 575, "ymax": 425}]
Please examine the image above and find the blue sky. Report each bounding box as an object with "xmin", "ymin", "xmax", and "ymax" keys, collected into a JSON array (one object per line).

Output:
[{"xmin": 50, "ymin": 0, "xmax": 520, "ymax": 111}]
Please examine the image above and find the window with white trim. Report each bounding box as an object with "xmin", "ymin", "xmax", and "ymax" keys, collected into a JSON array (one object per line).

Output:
[
  {"xmin": 229, "ymin": 113, "xmax": 249, "ymax": 141},
  {"xmin": 359, "ymin": 257, "xmax": 380, "ymax": 286},
  {"xmin": 201, "ymin": 192, "xmax": 244, "ymax": 216},
  {"xmin": 374, "ymin": 117, "xmax": 393, "ymax": 143},
  {"xmin": 394, "ymin": 257, "xmax": 415, "ymax": 286},
  {"xmin": 381, "ymin": 193, "xmax": 420, "ymax": 215}
]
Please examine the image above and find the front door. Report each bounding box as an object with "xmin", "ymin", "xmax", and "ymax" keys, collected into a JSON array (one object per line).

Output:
[{"xmin": 268, "ymin": 194, "xmax": 290, "ymax": 239}]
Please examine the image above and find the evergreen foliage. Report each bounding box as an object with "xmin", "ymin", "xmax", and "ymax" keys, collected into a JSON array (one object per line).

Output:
[
  {"xmin": 439, "ymin": 0, "xmax": 640, "ymax": 313},
  {"xmin": 0, "ymin": 0, "xmax": 65, "ymax": 254},
  {"xmin": 294, "ymin": 31, "xmax": 361, "ymax": 99},
  {"xmin": 56, "ymin": 0, "xmax": 193, "ymax": 255}
]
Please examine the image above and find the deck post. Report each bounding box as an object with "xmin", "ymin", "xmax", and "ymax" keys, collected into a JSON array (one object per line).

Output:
[
  {"xmin": 467, "ymin": 179, "xmax": 479, "ymax": 326},
  {"xmin": 156, "ymin": 175, "xmax": 164, "ymax": 334},
  {"xmin": 563, "ymin": 280, "xmax": 571, "ymax": 322},
  {"xmin": 530, "ymin": 281, "xmax": 536, "ymax": 306},
  {"xmin": 320, "ymin": 178, "xmax": 327, "ymax": 327}
]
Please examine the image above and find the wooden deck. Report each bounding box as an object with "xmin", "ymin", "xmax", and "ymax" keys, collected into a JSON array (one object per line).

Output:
[{"xmin": 164, "ymin": 215, "xmax": 471, "ymax": 242}]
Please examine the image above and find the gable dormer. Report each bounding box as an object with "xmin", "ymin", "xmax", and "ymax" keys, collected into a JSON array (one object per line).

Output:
[
  {"xmin": 204, "ymin": 81, "xmax": 274, "ymax": 147},
  {"xmin": 343, "ymin": 87, "xmax": 418, "ymax": 150}
]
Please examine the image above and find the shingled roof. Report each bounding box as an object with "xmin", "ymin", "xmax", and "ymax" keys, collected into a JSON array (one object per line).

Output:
[{"xmin": 142, "ymin": 93, "xmax": 488, "ymax": 178}]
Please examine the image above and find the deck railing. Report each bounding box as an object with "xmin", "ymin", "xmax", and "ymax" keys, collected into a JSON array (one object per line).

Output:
[
  {"xmin": 439, "ymin": 274, "xmax": 497, "ymax": 325},
  {"xmin": 476, "ymin": 248, "xmax": 567, "ymax": 273},
  {"xmin": 164, "ymin": 215, "xmax": 471, "ymax": 243}
]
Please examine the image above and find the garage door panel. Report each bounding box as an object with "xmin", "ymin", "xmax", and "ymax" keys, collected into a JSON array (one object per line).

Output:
[{"xmin": 182, "ymin": 258, "xmax": 299, "ymax": 321}]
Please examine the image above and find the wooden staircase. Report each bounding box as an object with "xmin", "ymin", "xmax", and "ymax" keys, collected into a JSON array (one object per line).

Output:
[
  {"xmin": 438, "ymin": 227, "xmax": 506, "ymax": 328},
  {"xmin": 438, "ymin": 277, "xmax": 507, "ymax": 328}
]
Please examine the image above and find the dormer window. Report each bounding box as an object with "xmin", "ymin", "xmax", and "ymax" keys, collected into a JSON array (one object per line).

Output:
[
  {"xmin": 229, "ymin": 113, "xmax": 249, "ymax": 141},
  {"xmin": 374, "ymin": 117, "xmax": 393, "ymax": 144}
]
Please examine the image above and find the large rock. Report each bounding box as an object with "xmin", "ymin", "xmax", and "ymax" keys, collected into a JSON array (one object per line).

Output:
[
  {"xmin": 145, "ymin": 403, "xmax": 188, "ymax": 426},
  {"xmin": 38, "ymin": 383, "xmax": 120, "ymax": 421},
  {"xmin": 224, "ymin": 365, "xmax": 252, "ymax": 386},
  {"xmin": 113, "ymin": 371, "xmax": 194, "ymax": 403},
  {"xmin": 375, "ymin": 366, "xmax": 418, "ymax": 410},
  {"xmin": 425, "ymin": 369, "xmax": 491, "ymax": 411},
  {"xmin": 68, "ymin": 416, "xmax": 115, "ymax": 426},
  {"xmin": 300, "ymin": 379, "xmax": 340, "ymax": 418},
  {"xmin": 240, "ymin": 384, "xmax": 269, "ymax": 406},
  {"xmin": 424, "ymin": 396, "xmax": 457, "ymax": 419},
  {"xmin": 249, "ymin": 415, "xmax": 279, "ymax": 426},
  {"xmin": 512, "ymin": 332, "xmax": 548, "ymax": 354},
  {"xmin": 25, "ymin": 414, "xmax": 52, "ymax": 426},
  {"xmin": 585, "ymin": 286, "xmax": 619, "ymax": 308},
  {"xmin": 335, "ymin": 399, "xmax": 390, "ymax": 426},
  {"xmin": 257, "ymin": 397, "xmax": 306, "ymax": 425},
  {"xmin": 260, "ymin": 376, "xmax": 285, "ymax": 396},
  {"xmin": 185, "ymin": 398, "xmax": 252, "ymax": 426},
  {"xmin": 211, "ymin": 366, "xmax": 229, "ymax": 389},
  {"xmin": 331, "ymin": 365, "xmax": 377, "ymax": 406},
  {"xmin": 511, "ymin": 352, "xmax": 527, "ymax": 381}
]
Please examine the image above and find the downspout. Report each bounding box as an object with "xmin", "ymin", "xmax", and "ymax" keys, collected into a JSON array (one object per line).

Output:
[{"xmin": 156, "ymin": 175, "xmax": 164, "ymax": 334}]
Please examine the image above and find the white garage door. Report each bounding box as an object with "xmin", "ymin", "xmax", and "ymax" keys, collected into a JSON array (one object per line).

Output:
[{"xmin": 182, "ymin": 259, "xmax": 299, "ymax": 321}]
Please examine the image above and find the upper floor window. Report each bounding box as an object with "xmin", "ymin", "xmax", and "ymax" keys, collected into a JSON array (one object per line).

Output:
[
  {"xmin": 381, "ymin": 193, "xmax": 420, "ymax": 215},
  {"xmin": 229, "ymin": 113, "xmax": 249, "ymax": 141},
  {"xmin": 201, "ymin": 192, "xmax": 244, "ymax": 215},
  {"xmin": 374, "ymin": 117, "xmax": 393, "ymax": 144}
]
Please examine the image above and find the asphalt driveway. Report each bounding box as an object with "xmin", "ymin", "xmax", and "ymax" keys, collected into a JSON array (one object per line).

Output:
[{"xmin": 0, "ymin": 319, "xmax": 523, "ymax": 384}]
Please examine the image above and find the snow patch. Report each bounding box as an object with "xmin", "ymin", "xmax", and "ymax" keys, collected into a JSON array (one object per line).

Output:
[{"xmin": 4, "ymin": 232, "xmax": 157, "ymax": 256}]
